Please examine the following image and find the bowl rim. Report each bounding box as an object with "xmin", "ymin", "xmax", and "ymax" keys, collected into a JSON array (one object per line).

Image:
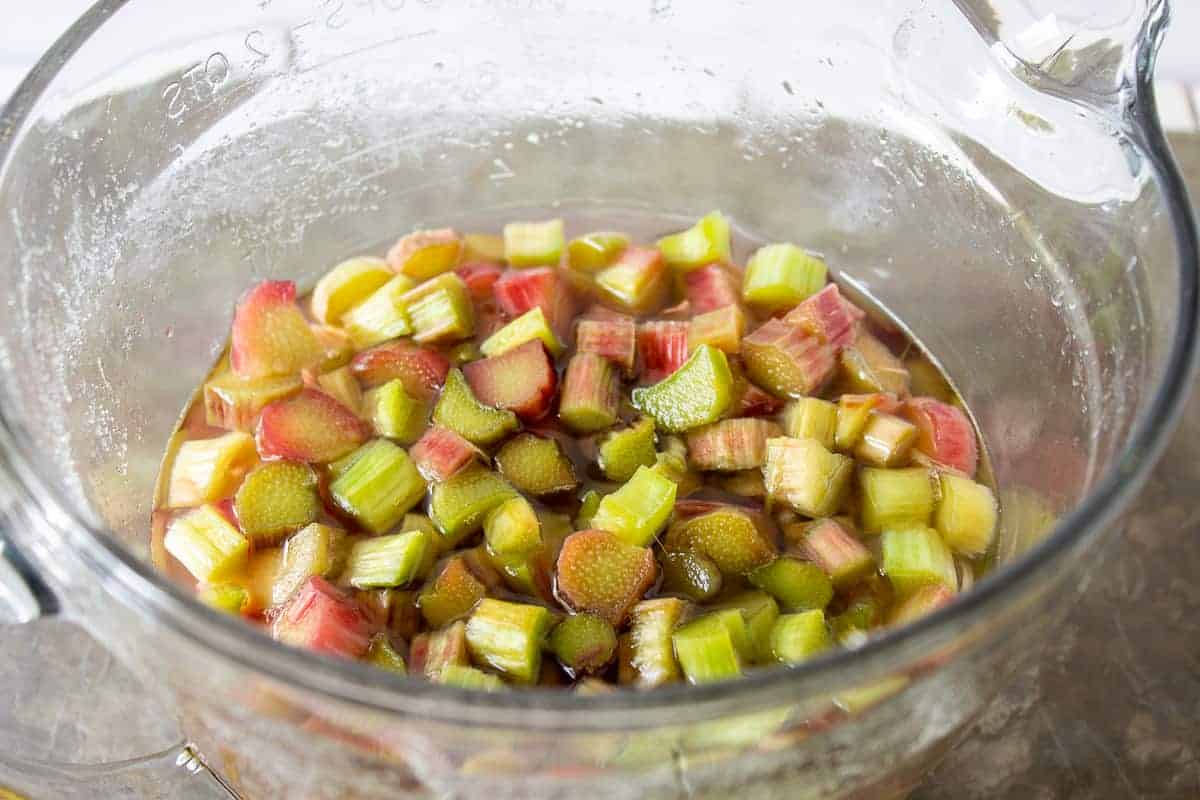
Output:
[{"xmin": 0, "ymin": 0, "xmax": 1195, "ymax": 730}]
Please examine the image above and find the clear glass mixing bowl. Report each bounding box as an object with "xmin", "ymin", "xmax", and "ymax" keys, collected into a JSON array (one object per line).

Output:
[{"xmin": 0, "ymin": 1, "xmax": 1195, "ymax": 798}]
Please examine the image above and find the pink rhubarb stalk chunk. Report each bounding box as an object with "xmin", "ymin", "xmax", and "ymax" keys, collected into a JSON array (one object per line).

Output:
[
  {"xmin": 740, "ymin": 318, "xmax": 835, "ymax": 399},
  {"xmin": 784, "ymin": 283, "xmax": 865, "ymax": 352},
  {"xmin": 494, "ymin": 267, "xmax": 575, "ymax": 339},
  {"xmin": 272, "ymin": 576, "xmax": 370, "ymax": 659},
  {"xmin": 638, "ymin": 321, "xmax": 690, "ymax": 383},
  {"xmin": 230, "ymin": 280, "xmax": 322, "ymax": 379},
  {"xmin": 455, "ymin": 261, "xmax": 504, "ymax": 301},
  {"xmin": 556, "ymin": 530, "xmax": 658, "ymax": 626},
  {"xmin": 462, "ymin": 339, "xmax": 558, "ymax": 421},
  {"xmin": 900, "ymin": 397, "xmax": 978, "ymax": 476},
  {"xmin": 256, "ymin": 388, "xmax": 371, "ymax": 463},
  {"xmin": 350, "ymin": 341, "xmax": 450, "ymax": 400},
  {"xmin": 685, "ymin": 264, "xmax": 742, "ymax": 315},
  {"xmin": 576, "ymin": 311, "xmax": 637, "ymax": 376},
  {"xmin": 410, "ymin": 425, "xmax": 482, "ymax": 482},
  {"xmin": 686, "ymin": 418, "xmax": 783, "ymax": 472}
]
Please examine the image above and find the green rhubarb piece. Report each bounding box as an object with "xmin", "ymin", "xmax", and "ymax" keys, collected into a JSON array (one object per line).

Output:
[
  {"xmin": 494, "ymin": 434, "xmax": 578, "ymax": 496},
  {"xmin": 164, "ymin": 505, "xmax": 249, "ymax": 583},
  {"xmin": 933, "ymin": 474, "xmax": 998, "ymax": 557},
  {"xmin": 329, "ymin": 439, "xmax": 427, "ymax": 535},
  {"xmin": 484, "ymin": 495, "xmax": 543, "ymax": 558},
  {"xmin": 830, "ymin": 597, "xmax": 882, "ymax": 642},
  {"xmin": 835, "ymin": 394, "xmax": 883, "ymax": 451},
  {"xmin": 401, "ymin": 273, "xmax": 475, "ymax": 344},
  {"xmin": 631, "ymin": 345, "xmax": 733, "ymax": 433},
  {"xmin": 341, "ymin": 274, "xmax": 416, "ymax": 349},
  {"xmin": 432, "ymin": 369, "xmax": 519, "ymax": 447},
  {"xmin": 782, "ymin": 397, "xmax": 838, "ymax": 449},
  {"xmin": 402, "ymin": 513, "xmax": 438, "ymax": 538},
  {"xmin": 855, "ymin": 413, "xmax": 918, "ymax": 468},
  {"xmin": 166, "ymin": 431, "xmax": 259, "ymax": 508},
  {"xmin": 504, "ymin": 219, "xmax": 565, "ymax": 267},
  {"xmin": 664, "ymin": 507, "xmax": 777, "ymax": 575},
  {"xmin": 716, "ymin": 590, "xmax": 780, "ymax": 664},
  {"xmin": 742, "ymin": 243, "xmax": 827, "ymax": 310},
  {"xmin": 769, "ymin": 610, "xmax": 831, "ymax": 665},
  {"xmin": 549, "ymin": 613, "xmax": 618, "ymax": 676},
  {"xmin": 390, "ymin": 228, "xmax": 463, "ymax": 280},
  {"xmin": 416, "ymin": 620, "xmax": 469, "ymax": 678},
  {"xmin": 198, "ymin": 583, "xmax": 249, "ymax": 615},
  {"xmin": 418, "ymin": 556, "xmax": 487, "ymax": 628},
  {"xmin": 748, "ymin": 558, "xmax": 833, "ymax": 612},
  {"xmin": 363, "ymin": 378, "xmax": 423, "ymax": 443},
  {"xmin": 568, "ymin": 231, "xmax": 629, "ymax": 272},
  {"xmin": 463, "ymin": 232, "xmax": 506, "ymax": 262},
  {"xmin": 428, "ymin": 464, "xmax": 519, "ymax": 546},
  {"xmin": 233, "ymin": 461, "xmax": 320, "ymax": 544},
  {"xmin": 656, "ymin": 211, "xmax": 732, "ymax": 270},
  {"xmin": 650, "ymin": 451, "xmax": 701, "ymax": 497},
  {"xmin": 438, "ymin": 664, "xmax": 505, "ymax": 691},
  {"xmin": 659, "ymin": 551, "xmax": 723, "ymax": 601},
  {"xmin": 480, "ymin": 307, "xmax": 564, "ymax": 358},
  {"xmin": 839, "ymin": 333, "xmax": 911, "ymax": 396},
  {"xmin": 626, "ymin": 597, "xmax": 688, "ymax": 687},
  {"xmin": 762, "ymin": 437, "xmax": 854, "ymax": 518},
  {"xmin": 344, "ymin": 530, "xmax": 432, "ymax": 589},
  {"xmin": 312, "ymin": 256, "xmax": 394, "ymax": 325},
  {"xmin": 687, "ymin": 304, "xmax": 745, "ymax": 353},
  {"xmin": 558, "ymin": 353, "xmax": 620, "ymax": 434},
  {"xmin": 465, "ymin": 598, "xmax": 553, "ymax": 684},
  {"xmin": 272, "ymin": 523, "xmax": 347, "ymax": 605},
  {"xmin": 575, "ymin": 489, "xmax": 603, "ymax": 530},
  {"xmin": 672, "ymin": 609, "xmax": 747, "ymax": 684},
  {"xmin": 881, "ymin": 526, "xmax": 958, "ymax": 596},
  {"xmin": 366, "ymin": 633, "xmax": 408, "ymax": 674},
  {"xmin": 595, "ymin": 247, "xmax": 669, "ymax": 313},
  {"xmin": 858, "ymin": 466, "xmax": 935, "ymax": 534},
  {"xmin": 598, "ymin": 417, "xmax": 657, "ymax": 482},
  {"xmin": 589, "ymin": 465, "xmax": 677, "ymax": 547}
]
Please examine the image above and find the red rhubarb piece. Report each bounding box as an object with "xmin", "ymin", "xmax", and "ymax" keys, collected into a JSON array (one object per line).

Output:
[
  {"xmin": 456, "ymin": 261, "xmax": 504, "ymax": 301},
  {"xmin": 350, "ymin": 341, "xmax": 450, "ymax": 400},
  {"xmin": 784, "ymin": 284, "xmax": 865, "ymax": 352},
  {"xmin": 256, "ymin": 388, "xmax": 371, "ymax": 463},
  {"xmin": 576, "ymin": 311, "xmax": 637, "ymax": 375},
  {"xmin": 637, "ymin": 321, "xmax": 690, "ymax": 383},
  {"xmin": 494, "ymin": 267, "xmax": 575, "ymax": 338},
  {"xmin": 685, "ymin": 264, "xmax": 741, "ymax": 315},
  {"xmin": 462, "ymin": 339, "xmax": 558, "ymax": 421},
  {"xmin": 555, "ymin": 530, "xmax": 658, "ymax": 626},
  {"xmin": 900, "ymin": 397, "xmax": 978, "ymax": 476},
  {"xmin": 686, "ymin": 418, "xmax": 782, "ymax": 472},
  {"xmin": 410, "ymin": 425, "xmax": 481, "ymax": 482},
  {"xmin": 740, "ymin": 318, "xmax": 835, "ymax": 398},
  {"xmin": 230, "ymin": 280, "xmax": 321, "ymax": 379},
  {"xmin": 272, "ymin": 576, "xmax": 370, "ymax": 659}
]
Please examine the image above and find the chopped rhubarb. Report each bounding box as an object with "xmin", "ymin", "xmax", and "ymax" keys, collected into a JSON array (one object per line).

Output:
[
  {"xmin": 638, "ymin": 321, "xmax": 690, "ymax": 382},
  {"xmin": 685, "ymin": 263, "xmax": 741, "ymax": 314},
  {"xmin": 933, "ymin": 474, "xmax": 997, "ymax": 557},
  {"xmin": 595, "ymin": 246, "xmax": 669, "ymax": 314},
  {"xmin": 559, "ymin": 353, "xmax": 621, "ymax": 434},
  {"xmin": 166, "ymin": 431, "xmax": 258, "ymax": 508},
  {"xmin": 164, "ymin": 505, "xmax": 249, "ymax": 582},
  {"xmin": 463, "ymin": 233, "xmax": 506, "ymax": 262},
  {"xmin": 688, "ymin": 305, "xmax": 745, "ymax": 354},
  {"xmin": 233, "ymin": 461, "xmax": 320, "ymax": 544},
  {"xmin": 230, "ymin": 280, "xmax": 322, "ymax": 379},
  {"xmin": 256, "ymin": 388, "xmax": 371, "ymax": 463},
  {"xmin": 549, "ymin": 613, "xmax": 617, "ymax": 676},
  {"xmin": 316, "ymin": 367, "xmax": 363, "ymax": 417},
  {"xmin": 900, "ymin": 397, "xmax": 978, "ymax": 476},
  {"xmin": 329, "ymin": 439, "xmax": 427, "ymax": 534},
  {"xmin": 782, "ymin": 397, "xmax": 838, "ymax": 449},
  {"xmin": 272, "ymin": 576, "xmax": 370, "ymax": 659},
  {"xmin": 741, "ymin": 318, "xmax": 835, "ymax": 399},
  {"xmin": 401, "ymin": 273, "xmax": 475, "ymax": 344},
  {"xmin": 839, "ymin": 332, "xmax": 911, "ymax": 396},
  {"xmin": 428, "ymin": 465, "xmax": 519, "ymax": 546},
  {"xmin": 835, "ymin": 392, "xmax": 902, "ymax": 452},
  {"xmin": 575, "ymin": 311, "xmax": 637, "ymax": 375},
  {"xmin": 340, "ymin": 274, "xmax": 415, "ymax": 349},
  {"xmin": 311, "ymin": 256, "xmax": 393, "ymax": 325},
  {"xmin": 479, "ymin": 307, "xmax": 564, "ymax": 358},
  {"xmin": 410, "ymin": 620, "xmax": 469, "ymax": 678},
  {"xmin": 362, "ymin": 379, "xmax": 424, "ymax": 443},
  {"xmin": 556, "ymin": 530, "xmax": 658, "ymax": 626},
  {"xmin": 783, "ymin": 283, "xmax": 863, "ymax": 352},
  {"xmin": 888, "ymin": 584, "xmax": 955, "ymax": 625},
  {"xmin": 624, "ymin": 597, "xmax": 687, "ymax": 687},
  {"xmin": 762, "ymin": 437, "xmax": 854, "ymax": 518},
  {"xmin": 494, "ymin": 433, "xmax": 578, "ymax": 496},
  {"xmin": 728, "ymin": 363, "xmax": 784, "ymax": 417},
  {"xmin": 854, "ymin": 413, "xmax": 918, "ymax": 468},
  {"xmin": 466, "ymin": 599, "xmax": 553, "ymax": 684},
  {"xmin": 598, "ymin": 417, "xmax": 657, "ymax": 482},
  {"xmin": 656, "ymin": 211, "xmax": 732, "ymax": 271},
  {"xmin": 494, "ymin": 267, "xmax": 574, "ymax": 339},
  {"xmin": 742, "ymin": 243, "xmax": 827, "ymax": 311},
  {"xmin": 310, "ymin": 324, "xmax": 355, "ymax": 372},
  {"xmin": 881, "ymin": 526, "xmax": 958, "ymax": 596},
  {"xmin": 568, "ymin": 232, "xmax": 629, "ymax": 272},
  {"xmin": 795, "ymin": 518, "xmax": 875, "ymax": 589},
  {"xmin": 204, "ymin": 373, "xmax": 303, "ymax": 432},
  {"xmin": 686, "ymin": 418, "xmax": 782, "ymax": 472},
  {"xmin": 432, "ymin": 369, "xmax": 520, "ymax": 447},
  {"xmin": 503, "ymin": 219, "xmax": 565, "ymax": 268},
  {"xmin": 590, "ymin": 465, "xmax": 678, "ymax": 547},
  {"xmin": 631, "ymin": 345, "xmax": 734, "ymax": 433},
  {"xmin": 455, "ymin": 261, "xmax": 504, "ymax": 301},
  {"xmin": 858, "ymin": 466, "xmax": 935, "ymax": 534},
  {"xmin": 387, "ymin": 228, "xmax": 463, "ymax": 280},
  {"xmin": 660, "ymin": 551, "xmax": 723, "ymax": 601},
  {"xmin": 410, "ymin": 425, "xmax": 481, "ymax": 482},
  {"xmin": 272, "ymin": 523, "xmax": 347, "ymax": 606},
  {"xmin": 664, "ymin": 506, "xmax": 777, "ymax": 575},
  {"xmin": 418, "ymin": 556, "xmax": 488, "ymax": 628},
  {"xmin": 350, "ymin": 341, "xmax": 450, "ymax": 400}
]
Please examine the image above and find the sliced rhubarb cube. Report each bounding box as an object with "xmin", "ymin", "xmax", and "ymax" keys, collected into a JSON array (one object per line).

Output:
[
  {"xmin": 741, "ymin": 243, "xmax": 827, "ymax": 311},
  {"xmin": 479, "ymin": 307, "xmax": 564, "ymax": 358},
  {"xmin": 410, "ymin": 425, "xmax": 482, "ymax": 482},
  {"xmin": 556, "ymin": 530, "xmax": 658, "ymax": 626},
  {"xmin": 638, "ymin": 321, "xmax": 690, "ymax": 383},
  {"xmin": 387, "ymin": 228, "xmax": 463, "ymax": 280},
  {"xmin": 685, "ymin": 263, "xmax": 741, "ymax": 314},
  {"xmin": 839, "ymin": 332, "xmax": 911, "ymax": 396},
  {"xmin": 762, "ymin": 437, "xmax": 854, "ymax": 518},
  {"xmin": 795, "ymin": 518, "xmax": 875, "ymax": 589},
  {"xmin": 418, "ymin": 556, "xmax": 488, "ymax": 628},
  {"xmin": 575, "ymin": 311, "xmax": 637, "ymax": 376},
  {"xmin": 503, "ymin": 219, "xmax": 565, "ymax": 268},
  {"xmin": 688, "ymin": 305, "xmax": 746, "ymax": 354},
  {"xmin": 559, "ymin": 353, "xmax": 621, "ymax": 434},
  {"xmin": 455, "ymin": 261, "xmax": 504, "ymax": 301},
  {"xmin": 783, "ymin": 283, "xmax": 864, "ymax": 352},
  {"xmin": 463, "ymin": 233, "xmax": 506, "ymax": 262},
  {"xmin": 256, "ymin": 388, "xmax": 371, "ymax": 463},
  {"xmin": 900, "ymin": 397, "xmax": 979, "ymax": 476},
  {"xmin": 340, "ymin": 274, "xmax": 415, "ymax": 350},
  {"xmin": 686, "ymin": 418, "xmax": 782, "ymax": 472},
  {"xmin": 164, "ymin": 504, "xmax": 250, "ymax": 582},
  {"xmin": 272, "ymin": 576, "xmax": 370, "ymax": 659},
  {"xmin": 631, "ymin": 345, "xmax": 734, "ymax": 433},
  {"xmin": 166, "ymin": 431, "xmax": 259, "ymax": 508},
  {"xmin": 204, "ymin": 373, "xmax": 303, "ymax": 432},
  {"xmin": 493, "ymin": 266, "xmax": 574, "ymax": 338},
  {"xmin": 311, "ymin": 256, "xmax": 393, "ymax": 325},
  {"xmin": 350, "ymin": 341, "xmax": 450, "ymax": 401},
  {"xmin": 230, "ymin": 280, "xmax": 322, "ymax": 379},
  {"xmin": 410, "ymin": 620, "xmax": 470, "ymax": 678},
  {"xmin": 595, "ymin": 246, "xmax": 669, "ymax": 314},
  {"xmin": 401, "ymin": 273, "xmax": 475, "ymax": 344},
  {"xmin": 741, "ymin": 318, "xmax": 835, "ymax": 399},
  {"xmin": 432, "ymin": 369, "xmax": 520, "ymax": 447},
  {"xmin": 656, "ymin": 211, "xmax": 732, "ymax": 271},
  {"xmin": 568, "ymin": 232, "xmax": 629, "ymax": 272},
  {"xmin": 233, "ymin": 461, "xmax": 320, "ymax": 544},
  {"xmin": 463, "ymin": 339, "xmax": 558, "ymax": 421}
]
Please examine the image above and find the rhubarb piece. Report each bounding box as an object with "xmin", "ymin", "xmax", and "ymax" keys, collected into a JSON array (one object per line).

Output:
[
  {"xmin": 686, "ymin": 418, "xmax": 781, "ymax": 472},
  {"xmin": 685, "ymin": 263, "xmax": 741, "ymax": 314},
  {"xmin": 165, "ymin": 505, "xmax": 249, "ymax": 582},
  {"xmin": 559, "ymin": 353, "xmax": 621, "ymax": 434},
  {"xmin": 311, "ymin": 324, "xmax": 355, "ymax": 372},
  {"xmin": 448, "ymin": 342, "xmax": 481, "ymax": 367},
  {"xmin": 480, "ymin": 307, "xmax": 564, "ymax": 358},
  {"xmin": 762, "ymin": 437, "xmax": 854, "ymax": 518},
  {"xmin": 344, "ymin": 530, "xmax": 432, "ymax": 589},
  {"xmin": 387, "ymin": 228, "xmax": 463, "ymax": 279},
  {"xmin": 410, "ymin": 620, "xmax": 470, "ymax": 678},
  {"xmin": 494, "ymin": 434, "xmax": 578, "ymax": 496},
  {"xmin": 351, "ymin": 341, "xmax": 450, "ymax": 401},
  {"xmin": 623, "ymin": 598, "xmax": 687, "ymax": 687},
  {"xmin": 575, "ymin": 489, "xmax": 603, "ymax": 530},
  {"xmin": 742, "ymin": 243, "xmax": 827, "ymax": 310},
  {"xmin": 401, "ymin": 273, "xmax": 475, "ymax": 344},
  {"xmin": 428, "ymin": 465, "xmax": 519, "ymax": 546},
  {"xmin": 568, "ymin": 231, "xmax": 629, "ymax": 272},
  {"xmin": 576, "ymin": 312, "xmax": 637, "ymax": 375},
  {"xmin": 729, "ymin": 365, "xmax": 785, "ymax": 418},
  {"xmin": 432, "ymin": 369, "xmax": 520, "ymax": 447},
  {"xmin": 549, "ymin": 613, "xmax": 618, "ymax": 676},
  {"xmin": 439, "ymin": 664, "xmax": 505, "ymax": 691},
  {"xmin": 795, "ymin": 518, "xmax": 875, "ymax": 589},
  {"xmin": 781, "ymin": 397, "xmax": 838, "ymax": 449},
  {"xmin": 659, "ymin": 551, "xmax": 723, "ymax": 601},
  {"xmin": 256, "ymin": 388, "xmax": 371, "ymax": 463},
  {"xmin": 493, "ymin": 267, "xmax": 574, "ymax": 338},
  {"xmin": 198, "ymin": 583, "xmax": 249, "ymax": 615},
  {"xmin": 854, "ymin": 413, "xmax": 918, "ymax": 468},
  {"xmin": 858, "ymin": 466, "xmax": 935, "ymax": 534},
  {"xmin": 638, "ymin": 321, "xmax": 690, "ymax": 382},
  {"xmin": 484, "ymin": 495, "xmax": 543, "ymax": 557},
  {"xmin": 839, "ymin": 332, "xmax": 911, "ymax": 396},
  {"xmin": 664, "ymin": 507, "xmax": 777, "ymax": 575},
  {"xmin": 272, "ymin": 523, "xmax": 347, "ymax": 605},
  {"xmin": 748, "ymin": 557, "xmax": 833, "ymax": 612},
  {"xmin": 631, "ymin": 345, "xmax": 733, "ymax": 433},
  {"xmin": 590, "ymin": 465, "xmax": 677, "ymax": 547},
  {"xmin": 881, "ymin": 526, "xmax": 958, "ymax": 596},
  {"xmin": 656, "ymin": 211, "xmax": 732, "ymax": 271},
  {"xmin": 783, "ymin": 283, "xmax": 863, "ymax": 351},
  {"xmin": 651, "ymin": 451, "xmax": 702, "ymax": 498},
  {"xmin": 900, "ymin": 397, "xmax": 979, "ymax": 476},
  {"xmin": 166, "ymin": 432, "xmax": 258, "ymax": 508},
  {"xmin": 316, "ymin": 366, "xmax": 363, "ymax": 417},
  {"xmin": 272, "ymin": 576, "xmax": 370, "ymax": 659},
  {"xmin": 888, "ymin": 584, "xmax": 955, "ymax": 625},
  {"xmin": 716, "ymin": 590, "xmax": 780, "ymax": 664},
  {"xmin": 769, "ymin": 610, "xmax": 830, "ymax": 665},
  {"xmin": 485, "ymin": 544, "xmax": 554, "ymax": 602},
  {"xmin": 835, "ymin": 393, "xmax": 900, "ymax": 451},
  {"xmin": 672, "ymin": 610, "xmax": 747, "ymax": 684},
  {"xmin": 340, "ymin": 274, "xmax": 415, "ymax": 349},
  {"xmin": 363, "ymin": 379, "xmax": 423, "ymax": 443},
  {"xmin": 719, "ymin": 470, "xmax": 767, "ymax": 499},
  {"xmin": 831, "ymin": 596, "xmax": 883, "ymax": 642},
  {"xmin": 204, "ymin": 374, "xmax": 303, "ymax": 432},
  {"xmin": 595, "ymin": 246, "xmax": 670, "ymax": 314},
  {"xmin": 688, "ymin": 305, "xmax": 745, "ymax": 354},
  {"xmin": 455, "ymin": 261, "xmax": 504, "ymax": 301},
  {"xmin": 598, "ymin": 417, "xmax": 657, "ymax": 482},
  {"xmin": 463, "ymin": 233, "xmax": 506, "ymax": 262},
  {"xmin": 410, "ymin": 425, "xmax": 481, "ymax": 482},
  {"xmin": 365, "ymin": 633, "xmax": 408, "ymax": 674},
  {"xmin": 556, "ymin": 530, "xmax": 657, "ymax": 626},
  {"xmin": 418, "ymin": 556, "xmax": 487, "ymax": 628},
  {"xmin": 463, "ymin": 340, "xmax": 558, "ymax": 421},
  {"xmin": 230, "ymin": 280, "xmax": 322, "ymax": 379},
  {"xmin": 465, "ymin": 599, "xmax": 553, "ymax": 684},
  {"xmin": 933, "ymin": 474, "xmax": 998, "ymax": 557},
  {"xmin": 741, "ymin": 319, "xmax": 834, "ymax": 399},
  {"xmin": 311, "ymin": 256, "xmax": 393, "ymax": 325},
  {"xmin": 329, "ymin": 439, "xmax": 426, "ymax": 534},
  {"xmin": 234, "ymin": 461, "xmax": 320, "ymax": 544},
  {"xmin": 503, "ymin": 219, "xmax": 564, "ymax": 267}
]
